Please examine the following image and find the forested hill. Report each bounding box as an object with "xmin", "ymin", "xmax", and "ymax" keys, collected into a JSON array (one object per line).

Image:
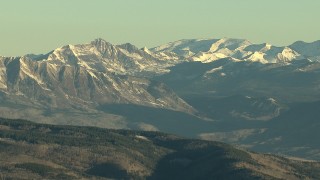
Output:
[{"xmin": 0, "ymin": 118, "xmax": 319, "ymax": 179}]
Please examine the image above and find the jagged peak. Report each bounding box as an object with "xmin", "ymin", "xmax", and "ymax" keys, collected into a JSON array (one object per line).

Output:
[
  {"xmin": 50, "ymin": 44, "xmax": 74, "ymax": 54},
  {"xmin": 90, "ymin": 38, "xmax": 114, "ymax": 53},
  {"xmin": 22, "ymin": 53, "xmax": 49, "ymax": 62},
  {"xmin": 91, "ymin": 38, "xmax": 113, "ymax": 47},
  {"xmin": 92, "ymin": 38, "xmax": 108, "ymax": 44},
  {"xmin": 264, "ymin": 43, "xmax": 272, "ymax": 48},
  {"xmin": 142, "ymin": 46, "xmax": 149, "ymax": 51},
  {"xmin": 141, "ymin": 46, "xmax": 153, "ymax": 55},
  {"xmin": 117, "ymin": 43, "xmax": 139, "ymax": 53}
]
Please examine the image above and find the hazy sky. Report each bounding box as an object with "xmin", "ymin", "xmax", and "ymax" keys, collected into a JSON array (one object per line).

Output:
[{"xmin": 1, "ymin": 0, "xmax": 319, "ymax": 56}]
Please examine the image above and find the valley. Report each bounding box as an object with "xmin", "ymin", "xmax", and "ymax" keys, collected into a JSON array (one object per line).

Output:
[
  {"xmin": 0, "ymin": 38, "xmax": 320, "ymax": 162},
  {"xmin": 0, "ymin": 118, "xmax": 319, "ymax": 179}
]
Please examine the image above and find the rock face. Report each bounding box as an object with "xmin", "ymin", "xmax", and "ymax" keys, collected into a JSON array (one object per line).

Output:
[
  {"xmin": 1, "ymin": 37, "xmax": 319, "ymax": 112},
  {"xmin": 45, "ymin": 38, "xmax": 180, "ymax": 76},
  {"xmin": 2, "ymin": 37, "xmax": 320, "ymax": 161},
  {"xmin": 0, "ymin": 39, "xmax": 194, "ymax": 114}
]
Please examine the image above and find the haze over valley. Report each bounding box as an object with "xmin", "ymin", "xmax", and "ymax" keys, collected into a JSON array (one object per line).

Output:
[
  {"xmin": 1, "ymin": 0, "xmax": 320, "ymax": 178},
  {"xmin": 1, "ymin": 38, "xmax": 320, "ymax": 162}
]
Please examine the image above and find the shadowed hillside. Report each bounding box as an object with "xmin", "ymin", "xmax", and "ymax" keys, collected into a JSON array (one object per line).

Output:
[{"xmin": 0, "ymin": 118, "xmax": 319, "ymax": 179}]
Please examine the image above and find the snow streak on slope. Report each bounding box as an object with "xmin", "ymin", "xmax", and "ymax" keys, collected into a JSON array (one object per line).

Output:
[
  {"xmin": 0, "ymin": 37, "xmax": 319, "ymax": 117},
  {"xmin": 0, "ymin": 39, "xmax": 196, "ymax": 114},
  {"xmin": 152, "ymin": 38, "xmax": 313, "ymax": 64},
  {"xmin": 45, "ymin": 39, "xmax": 181, "ymax": 77},
  {"xmin": 290, "ymin": 40, "xmax": 320, "ymax": 61}
]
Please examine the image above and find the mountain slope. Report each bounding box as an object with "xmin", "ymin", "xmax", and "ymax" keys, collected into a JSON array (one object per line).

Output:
[
  {"xmin": 47, "ymin": 38, "xmax": 180, "ymax": 76},
  {"xmin": 155, "ymin": 58, "xmax": 320, "ymax": 102},
  {"xmin": 0, "ymin": 40, "xmax": 195, "ymax": 115},
  {"xmin": 0, "ymin": 39, "xmax": 199, "ymax": 132},
  {"xmin": 151, "ymin": 38, "xmax": 308, "ymax": 63},
  {"xmin": 289, "ymin": 40, "xmax": 320, "ymax": 61},
  {"xmin": 2, "ymin": 37, "xmax": 320, "ymax": 163},
  {"xmin": 0, "ymin": 118, "xmax": 319, "ymax": 179},
  {"xmin": 252, "ymin": 100, "xmax": 320, "ymax": 160}
]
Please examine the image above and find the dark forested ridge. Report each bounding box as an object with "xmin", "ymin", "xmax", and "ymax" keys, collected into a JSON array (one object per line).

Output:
[{"xmin": 0, "ymin": 118, "xmax": 319, "ymax": 179}]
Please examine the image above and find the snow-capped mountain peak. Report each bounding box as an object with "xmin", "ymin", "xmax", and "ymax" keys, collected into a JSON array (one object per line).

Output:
[
  {"xmin": 152, "ymin": 37, "xmax": 316, "ymax": 64},
  {"xmin": 91, "ymin": 38, "xmax": 113, "ymax": 52},
  {"xmin": 209, "ymin": 38, "xmax": 252, "ymax": 52},
  {"xmin": 0, "ymin": 39, "xmax": 196, "ymax": 114}
]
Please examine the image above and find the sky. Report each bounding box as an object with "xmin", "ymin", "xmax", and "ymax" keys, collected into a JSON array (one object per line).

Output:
[{"xmin": 1, "ymin": 0, "xmax": 319, "ymax": 56}]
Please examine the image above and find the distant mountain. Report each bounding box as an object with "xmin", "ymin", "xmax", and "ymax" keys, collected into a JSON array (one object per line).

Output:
[
  {"xmin": 1, "ymin": 37, "xmax": 320, "ymax": 161},
  {"xmin": 155, "ymin": 58, "xmax": 320, "ymax": 102},
  {"xmin": 151, "ymin": 38, "xmax": 320, "ymax": 63},
  {"xmin": 151, "ymin": 38, "xmax": 251, "ymax": 55},
  {"xmin": 47, "ymin": 38, "xmax": 180, "ymax": 76},
  {"xmin": 151, "ymin": 40, "xmax": 320, "ymax": 161},
  {"xmin": 1, "ymin": 118, "xmax": 319, "ymax": 179},
  {"xmin": 289, "ymin": 40, "xmax": 320, "ymax": 61},
  {"xmin": 0, "ymin": 39, "xmax": 194, "ymax": 114}
]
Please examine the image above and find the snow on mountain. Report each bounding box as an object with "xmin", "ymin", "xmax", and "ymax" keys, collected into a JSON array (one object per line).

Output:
[
  {"xmin": 245, "ymin": 52, "xmax": 268, "ymax": 63},
  {"xmin": 0, "ymin": 39, "xmax": 196, "ymax": 114},
  {"xmin": 142, "ymin": 46, "xmax": 180, "ymax": 61},
  {"xmin": 0, "ymin": 57, "xmax": 7, "ymax": 89},
  {"xmin": 152, "ymin": 38, "xmax": 310, "ymax": 64},
  {"xmin": 276, "ymin": 47, "xmax": 302, "ymax": 62},
  {"xmin": 208, "ymin": 38, "xmax": 252, "ymax": 52},
  {"xmin": 244, "ymin": 43, "xmax": 272, "ymax": 52},
  {"xmin": 151, "ymin": 38, "xmax": 251, "ymax": 59},
  {"xmin": 243, "ymin": 45, "xmax": 302, "ymax": 63},
  {"xmin": 192, "ymin": 52, "xmax": 228, "ymax": 63},
  {"xmin": 0, "ymin": 37, "xmax": 319, "ymax": 115},
  {"xmin": 45, "ymin": 39, "xmax": 181, "ymax": 77},
  {"xmin": 151, "ymin": 38, "xmax": 220, "ymax": 57},
  {"xmin": 290, "ymin": 40, "xmax": 320, "ymax": 61}
]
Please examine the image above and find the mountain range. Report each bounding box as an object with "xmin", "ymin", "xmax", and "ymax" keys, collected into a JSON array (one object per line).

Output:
[
  {"xmin": 1, "ymin": 37, "xmax": 320, "ymax": 161},
  {"xmin": 152, "ymin": 38, "xmax": 320, "ymax": 63}
]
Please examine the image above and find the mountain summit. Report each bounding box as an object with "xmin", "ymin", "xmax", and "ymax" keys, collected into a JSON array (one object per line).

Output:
[
  {"xmin": 152, "ymin": 38, "xmax": 315, "ymax": 63},
  {"xmin": 0, "ymin": 37, "xmax": 319, "ymax": 119},
  {"xmin": 0, "ymin": 39, "xmax": 195, "ymax": 118},
  {"xmin": 1, "ymin": 37, "xmax": 320, "ymax": 160}
]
